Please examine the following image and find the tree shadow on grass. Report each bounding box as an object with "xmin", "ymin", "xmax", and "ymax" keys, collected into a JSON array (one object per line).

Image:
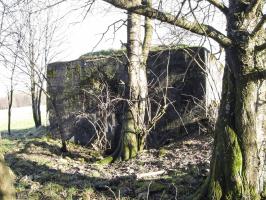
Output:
[
  {"xmin": 21, "ymin": 140, "xmax": 98, "ymax": 162},
  {"xmin": 5, "ymin": 151, "xmax": 206, "ymax": 200},
  {"xmin": 1, "ymin": 126, "xmax": 47, "ymax": 140}
]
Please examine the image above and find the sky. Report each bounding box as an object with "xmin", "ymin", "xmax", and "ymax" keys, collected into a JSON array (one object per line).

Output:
[
  {"xmin": 55, "ymin": 1, "xmax": 127, "ymax": 61},
  {"xmin": 51, "ymin": 0, "xmax": 225, "ymax": 61}
]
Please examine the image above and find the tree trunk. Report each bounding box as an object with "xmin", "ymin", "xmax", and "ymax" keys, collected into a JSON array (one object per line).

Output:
[
  {"xmin": 0, "ymin": 159, "xmax": 15, "ymax": 200},
  {"xmin": 7, "ymin": 54, "xmax": 17, "ymax": 135},
  {"xmin": 119, "ymin": 8, "xmax": 147, "ymax": 160},
  {"xmin": 194, "ymin": 43, "xmax": 266, "ymax": 200},
  {"xmin": 31, "ymin": 83, "xmax": 42, "ymax": 128},
  {"xmin": 193, "ymin": 2, "xmax": 266, "ymax": 198},
  {"xmin": 36, "ymin": 86, "xmax": 42, "ymax": 126},
  {"xmin": 7, "ymin": 89, "xmax": 13, "ymax": 135},
  {"xmin": 98, "ymin": 0, "xmax": 152, "ymax": 163}
]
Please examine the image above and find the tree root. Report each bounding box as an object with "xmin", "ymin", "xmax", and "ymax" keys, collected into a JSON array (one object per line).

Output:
[{"xmin": 189, "ymin": 176, "xmax": 209, "ymax": 200}]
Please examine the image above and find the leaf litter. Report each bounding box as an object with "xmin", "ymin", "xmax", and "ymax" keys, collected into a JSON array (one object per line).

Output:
[{"xmin": 1, "ymin": 127, "xmax": 213, "ymax": 200}]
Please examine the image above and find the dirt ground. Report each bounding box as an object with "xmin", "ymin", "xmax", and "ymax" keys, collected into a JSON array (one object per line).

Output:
[{"xmin": 1, "ymin": 127, "xmax": 213, "ymax": 200}]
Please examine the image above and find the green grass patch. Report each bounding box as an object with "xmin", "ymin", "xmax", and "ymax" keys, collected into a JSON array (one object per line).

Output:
[
  {"xmin": 0, "ymin": 139, "xmax": 16, "ymax": 154},
  {"xmin": 24, "ymin": 183, "xmax": 95, "ymax": 200},
  {"xmin": 0, "ymin": 106, "xmax": 47, "ymax": 132},
  {"xmin": 80, "ymin": 48, "xmax": 125, "ymax": 59}
]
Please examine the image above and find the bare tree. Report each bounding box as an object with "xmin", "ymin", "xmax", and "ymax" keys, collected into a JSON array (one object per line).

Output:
[
  {"xmin": 96, "ymin": 0, "xmax": 157, "ymax": 163},
  {"xmin": 7, "ymin": 39, "xmax": 20, "ymax": 135},
  {"xmin": 10, "ymin": 0, "xmax": 62, "ymax": 129},
  {"xmin": 0, "ymin": 0, "xmax": 21, "ymax": 197}
]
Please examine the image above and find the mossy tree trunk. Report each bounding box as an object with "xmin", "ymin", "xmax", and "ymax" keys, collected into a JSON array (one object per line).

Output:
[
  {"xmin": 194, "ymin": 3, "xmax": 266, "ymax": 199},
  {"xmin": 194, "ymin": 60, "xmax": 265, "ymax": 199},
  {"xmin": 99, "ymin": 0, "xmax": 153, "ymax": 163},
  {"xmin": 119, "ymin": 6, "xmax": 147, "ymax": 160}
]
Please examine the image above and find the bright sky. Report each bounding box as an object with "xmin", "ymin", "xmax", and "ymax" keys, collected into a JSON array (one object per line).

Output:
[{"xmin": 55, "ymin": 1, "xmax": 127, "ymax": 61}]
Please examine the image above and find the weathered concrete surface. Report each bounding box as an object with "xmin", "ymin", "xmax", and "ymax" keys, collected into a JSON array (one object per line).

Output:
[{"xmin": 47, "ymin": 47, "xmax": 223, "ymax": 145}]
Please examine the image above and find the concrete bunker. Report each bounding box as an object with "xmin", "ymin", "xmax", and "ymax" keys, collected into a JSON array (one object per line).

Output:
[{"xmin": 46, "ymin": 47, "xmax": 223, "ymax": 147}]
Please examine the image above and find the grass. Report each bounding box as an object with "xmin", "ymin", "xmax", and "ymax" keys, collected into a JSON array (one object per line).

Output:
[
  {"xmin": 2, "ymin": 132, "xmax": 107, "ymax": 200},
  {"xmin": 0, "ymin": 105, "xmax": 47, "ymax": 132},
  {"xmin": 80, "ymin": 44, "xmax": 194, "ymax": 59},
  {"xmin": 0, "ymin": 139, "xmax": 17, "ymax": 154}
]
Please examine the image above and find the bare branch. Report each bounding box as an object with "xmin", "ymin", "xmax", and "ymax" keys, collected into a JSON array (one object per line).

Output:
[
  {"xmin": 255, "ymin": 42, "xmax": 266, "ymax": 52},
  {"xmin": 31, "ymin": 0, "xmax": 67, "ymax": 14},
  {"xmin": 102, "ymin": 0, "xmax": 232, "ymax": 47},
  {"xmin": 206, "ymin": 0, "xmax": 229, "ymax": 15},
  {"xmin": 251, "ymin": 14, "xmax": 266, "ymax": 36},
  {"xmin": 243, "ymin": 69, "xmax": 266, "ymax": 81},
  {"xmin": 91, "ymin": 19, "xmax": 126, "ymax": 52},
  {"xmin": 245, "ymin": 0, "xmax": 263, "ymax": 15}
]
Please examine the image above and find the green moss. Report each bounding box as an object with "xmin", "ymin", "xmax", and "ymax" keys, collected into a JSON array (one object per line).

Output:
[
  {"xmin": 15, "ymin": 181, "xmax": 29, "ymax": 193},
  {"xmin": 123, "ymin": 131, "xmax": 138, "ymax": 160},
  {"xmin": 80, "ymin": 48, "xmax": 125, "ymax": 58},
  {"xmin": 66, "ymin": 187, "xmax": 77, "ymax": 200},
  {"xmin": 119, "ymin": 111, "xmax": 140, "ymax": 160},
  {"xmin": 226, "ymin": 127, "xmax": 242, "ymax": 168},
  {"xmin": 47, "ymin": 69, "xmax": 56, "ymax": 78},
  {"xmin": 261, "ymin": 184, "xmax": 266, "ymax": 198},
  {"xmin": 90, "ymin": 171, "xmax": 101, "ymax": 178},
  {"xmin": 80, "ymin": 45, "xmax": 197, "ymax": 59},
  {"xmin": 123, "ymin": 111, "xmax": 136, "ymax": 133},
  {"xmin": 0, "ymin": 139, "xmax": 16, "ymax": 154},
  {"xmin": 149, "ymin": 182, "xmax": 167, "ymax": 192},
  {"xmin": 135, "ymin": 181, "xmax": 167, "ymax": 193},
  {"xmin": 123, "ymin": 145, "xmax": 130, "ymax": 161},
  {"xmin": 96, "ymin": 156, "xmax": 113, "ymax": 165},
  {"xmin": 42, "ymin": 183, "xmax": 64, "ymax": 200},
  {"xmin": 149, "ymin": 44, "xmax": 190, "ymax": 52},
  {"xmin": 159, "ymin": 148, "xmax": 167, "ymax": 157},
  {"xmin": 130, "ymin": 144, "xmax": 138, "ymax": 158},
  {"xmin": 81, "ymin": 187, "xmax": 95, "ymax": 199},
  {"xmin": 208, "ymin": 180, "xmax": 222, "ymax": 200},
  {"xmin": 225, "ymin": 126, "xmax": 243, "ymax": 195},
  {"xmin": 248, "ymin": 186, "xmax": 260, "ymax": 200}
]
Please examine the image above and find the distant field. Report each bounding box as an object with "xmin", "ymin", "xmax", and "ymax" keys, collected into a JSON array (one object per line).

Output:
[{"xmin": 0, "ymin": 105, "xmax": 47, "ymax": 132}]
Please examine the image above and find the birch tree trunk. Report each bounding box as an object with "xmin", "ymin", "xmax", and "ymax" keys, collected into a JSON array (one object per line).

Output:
[
  {"xmin": 119, "ymin": 8, "xmax": 148, "ymax": 160},
  {"xmin": 99, "ymin": 0, "xmax": 153, "ymax": 162},
  {"xmin": 31, "ymin": 82, "xmax": 42, "ymax": 128},
  {"xmin": 7, "ymin": 88, "xmax": 13, "ymax": 135}
]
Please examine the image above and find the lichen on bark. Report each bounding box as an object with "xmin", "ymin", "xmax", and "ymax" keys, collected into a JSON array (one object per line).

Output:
[{"xmin": 224, "ymin": 126, "xmax": 243, "ymax": 198}]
